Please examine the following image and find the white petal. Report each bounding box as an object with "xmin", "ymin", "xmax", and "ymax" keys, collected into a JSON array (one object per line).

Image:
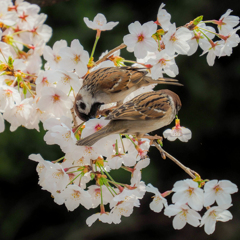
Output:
[
  {"xmin": 86, "ymin": 213, "xmax": 99, "ymax": 227},
  {"xmin": 173, "ymin": 214, "xmax": 186, "ymax": 229}
]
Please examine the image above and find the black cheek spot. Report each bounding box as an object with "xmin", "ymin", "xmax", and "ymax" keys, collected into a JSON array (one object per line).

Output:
[
  {"xmin": 80, "ymin": 102, "xmax": 86, "ymax": 110},
  {"xmin": 89, "ymin": 102, "xmax": 104, "ymax": 118}
]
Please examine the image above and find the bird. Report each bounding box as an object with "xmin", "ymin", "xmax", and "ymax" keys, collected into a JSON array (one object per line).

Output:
[
  {"xmin": 76, "ymin": 89, "xmax": 182, "ymax": 146},
  {"xmin": 74, "ymin": 67, "xmax": 182, "ymax": 122}
]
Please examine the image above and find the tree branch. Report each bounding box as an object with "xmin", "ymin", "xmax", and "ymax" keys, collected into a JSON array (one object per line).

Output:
[
  {"xmin": 153, "ymin": 140, "xmax": 197, "ymax": 179},
  {"xmin": 95, "ymin": 43, "xmax": 126, "ymax": 66}
]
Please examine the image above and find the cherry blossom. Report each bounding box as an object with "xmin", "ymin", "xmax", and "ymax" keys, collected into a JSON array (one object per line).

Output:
[
  {"xmin": 83, "ymin": 13, "xmax": 119, "ymax": 31},
  {"xmin": 37, "ymin": 87, "xmax": 72, "ymax": 118},
  {"xmin": 147, "ymin": 50, "xmax": 179, "ymax": 79},
  {"xmin": 43, "ymin": 40, "xmax": 68, "ymax": 70},
  {"xmin": 200, "ymin": 204, "xmax": 233, "ymax": 235},
  {"xmin": 204, "ymin": 180, "xmax": 238, "ymax": 207},
  {"xmin": 163, "ymin": 118, "xmax": 192, "ymax": 142},
  {"xmin": 216, "ymin": 9, "xmax": 240, "ymax": 35},
  {"xmin": 59, "ymin": 39, "xmax": 89, "ymax": 77},
  {"xmin": 60, "ymin": 184, "xmax": 93, "ymax": 211},
  {"xmin": 157, "ymin": 3, "xmax": 172, "ymax": 31},
  {"xmin": 123, "ymin": 21, "xmax": 158, "ymax": 58},
  {"xmin": 3, "ymin": 98, "xmax": 33, "ymax": 131},
  {"xmin": 200, "ymin": 41, "xmax": 223, "ymax": 66},
  {"xmin": 0, "ymin": 85, "xmax": 21, "ymax": 110},
  {"xmin": 162, "ymin": 23, "xmax": 192, "ymax": 55},
  {"xmin": 86, "ymin": 212, "xmax": 113, "ymax": 226},
  {"xmin": 146, "ymin": 184, "xmax": 168, "ymax": 213},
  {"xmin": 172, "ymin": 179, "xmax": 204, "ymax": 211},
  {"xmin": 164, "ymin": 203, "xmax": 201, "ymax": 229},
  {"xmin": 187, "ymin": 23, "xmax": 216, "ymax": 56}
]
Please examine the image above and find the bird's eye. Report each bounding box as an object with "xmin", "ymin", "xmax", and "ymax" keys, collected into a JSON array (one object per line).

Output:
[{"xmin": 80, "ymin": 102, "xmax": 86, "ymax": 110}]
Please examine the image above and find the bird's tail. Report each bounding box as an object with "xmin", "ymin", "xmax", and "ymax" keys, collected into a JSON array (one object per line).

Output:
[
  {"xmin": 143, "ymin": 76, "xmax": 183, "ymax": 86},
  {"xmin": 77, "ymin": 123, "xmax": 116, "ymax": 146}
]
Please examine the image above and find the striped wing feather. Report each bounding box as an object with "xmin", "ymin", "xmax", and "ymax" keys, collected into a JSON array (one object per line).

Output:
[
  {"xmin": 83, "ymin": 67, "xmax": 147, "ymax": 94},
  {"xmin": 106, "ymin": 91, "xmax": 170, "ymax": 121}
]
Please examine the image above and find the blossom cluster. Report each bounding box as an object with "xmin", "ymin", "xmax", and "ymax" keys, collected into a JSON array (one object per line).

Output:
[{"xmin": 0, "ymin": 0, "xmax": 239, "ymax": 235}]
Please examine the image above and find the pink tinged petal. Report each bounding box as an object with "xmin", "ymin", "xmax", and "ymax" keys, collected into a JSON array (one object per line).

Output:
[
  {"xmin": 204, "ymin": 180, "xmax": 218, "ymax": 191},
  {"xmin": 187, "ymin": 209, "xmax": 201, "ymax": 227},
  {"xmin": 143, "ymin": 37, "xmax": 158, "ymax": 52},
  {"xmin": 146, "ymin": 184, "xmax": 159, "ymax": 195},
  {"xmin": 128, "ymin": 21, "xmax": 142, "ymax": 35},
  {"xmin": 206, "ymin": 50, "xmax": 216, "ymax": 66},
  {"xmin": 75, "ymin": 61, "xmax": 88, "ymax": 76},
  {"xmin": 204, "ymin": 217, "xmax": 216, "ymax": 235},
  {"xmin": 216, "ymin": 191, "xmax": 232, "ymax": 205},
  {"xmin": 83, "ymin": 17, "xmax": 96, "ymax": 29},
  {"xmin": 0, "ymin": 113, "xmax": 4, "ymax": 133},
  {"xmin": 204, "ymin": 191, "xmax": 216, "ymax": 207},
  {"xmin": 164, "ymin": 205, "xmax": 181, "ymax": 217},
  {"xmin": 219, "ymin": 180, "xmax": 238, "ymax": 193},
  {"xmin": 176, "ymin": 28, "xmax": 192, "ymax": 41},
  {"xmin": 142, "ymin": 21, "xmax": 157, "ymax": 38},
  {"xmin": 43, "ymin": 46, "xmax": 54, "ymax": 62},
  {"xmin": 134, "ymin": 42, "xmax": 148, "ymax": 59},
  {"xmin": 93, "ymin": 13, "xmax": 107, "ymax": 27},
  {"xmin": 172, "ymin": 180, "xmax": 188, "ymax": 192},
  {"xmin": 53, "ymin": 40, "xmax": 68, "ymax": 53},
  {"xmin": 188, "ymin": 191, "xmax": 204, "ymax": 211},
  {"xmin": 135, "ymin": 158, "xmax": 150, "ymax": 170},
  {"xmin": 174, "ymin": 41, "xmax": 190, "ymax": 55},
  {"xmin": 102, "ymin": 21, "xmax": 119, "ymax": 31},
  {"xmin": 187, "ymin": 40, "xmax": 198, "ymax": 56},
  {"xmin": 151, "ymin": 64, "xmax": 164, "ymax": 80},
  {"xmin": 217, "ymin": 210, "xmax": 233, "ymax": 222},
  {"xmin": 173, "ymin": 214, "xmax": 187, "ymax": 229},
  {"xmin": 71, "ymin": 39, "xmax": 83, "ymax": 54},
  {"xmin": 165, "ymin": 64, "xmax": 179, "ymax": 77},
  {"xmin": 149, "ymin": 198, "xmax": 164, "ymax": 213},
  {"xmin": 86, "ymin": 213, "xmax": 99, "ymax": 226},
  {"xmin": 123, "ymin": 34, "xmax": 138, "ymax": 48}
]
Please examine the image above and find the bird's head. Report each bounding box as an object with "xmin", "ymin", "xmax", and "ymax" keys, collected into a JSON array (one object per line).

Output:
[{"xmin": 74, "ymin": 91, "xmax": 103, "ymax": 122}]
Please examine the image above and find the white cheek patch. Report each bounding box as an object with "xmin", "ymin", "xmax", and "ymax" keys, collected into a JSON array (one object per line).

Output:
[{"xmin": 76, "ymin": 100, "xmax": 86, "ymax": 114}]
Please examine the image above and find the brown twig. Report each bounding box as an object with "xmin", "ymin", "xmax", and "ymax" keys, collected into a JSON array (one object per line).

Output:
[
  {"xmin": 95, "ymin": 43, "xmax": 127, "ymax": 66},
  {"xmin": 153, "ymin": 140, "xmax": 197, "ymax": 179},
  {"xmin": 71, "ymin": 108, "xmax": 77, "ymax": 129}
]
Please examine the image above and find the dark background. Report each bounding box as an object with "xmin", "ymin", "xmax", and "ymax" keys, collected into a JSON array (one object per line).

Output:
[{"xmin": 1, "ymin": 0, "xmax": 240, "ymax": 239}]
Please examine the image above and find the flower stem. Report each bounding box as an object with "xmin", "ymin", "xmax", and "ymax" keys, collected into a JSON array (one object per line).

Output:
[{"xmin": 89, "ymin": 34, "xmax": 100, "ymax": 64}]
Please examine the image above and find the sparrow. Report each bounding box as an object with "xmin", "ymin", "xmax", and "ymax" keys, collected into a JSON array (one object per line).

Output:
[
  {"xmin": 77, "ymin": 89, "xmax": 182, "ymax": 146},
  {"xmin": 74, "ymin": 67, "xmax": 182, "ymax": 122}
]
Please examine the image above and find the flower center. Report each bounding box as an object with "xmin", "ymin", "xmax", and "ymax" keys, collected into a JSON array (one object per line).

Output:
[
  {"xmin": 213, "ymin": 184, "xmax": 223, "ymax": 193},
  {"xmin": 54, "ymin": 55, "xmax": 61, "ymax": 63},
  {"xmin": 74, "ymin": 54, "xmax": 80, "ymax": 64},
  {"xmin": 42, "ymin": 77, "xmax": 49, "ymax": 85},
  {"xmin": 138, "ymin": 34, "xmax": 144, "ymax": 42},
  {"xmin": 4, "ymin": 89, "xmax": 13, "ymax": 97},
  {"xmin": 159, "ymin": 58, "xmax": 167, "ymax": 66},
  {"xmin": 187, "ymin": 187, "xmax": 194, "ymax": 196},
  {"xmin": 94, "ymin": 124, "xmax": 103, "ymax": 131},
  {"xmin": 62, "ymin": 74, "xmax": 70, "ymax": 84},
  {"xmin": 72, "ymin": 190, "xmax": 81, "ymax": 199},
  {"xmin": 52, "ymin": 94, "xmax": 60, "ymax": 103},
  {"xmin": 170, "ymin": 33, "xmax": 177, "ymax": 42}
]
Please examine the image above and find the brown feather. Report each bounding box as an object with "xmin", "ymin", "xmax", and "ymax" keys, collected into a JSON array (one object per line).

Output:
[{"xmin": 106, "ymin": 90, "xmax": 172, "ymax": 121}]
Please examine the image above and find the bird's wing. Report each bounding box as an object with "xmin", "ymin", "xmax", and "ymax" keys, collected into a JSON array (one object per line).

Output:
[
  {"xmin": 106, "ymin": 90, "xmax": 171, "ymax": 121},
  {"xmin": 83, "ymin": 67, "xmax": 148, "ymax": 94}
]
